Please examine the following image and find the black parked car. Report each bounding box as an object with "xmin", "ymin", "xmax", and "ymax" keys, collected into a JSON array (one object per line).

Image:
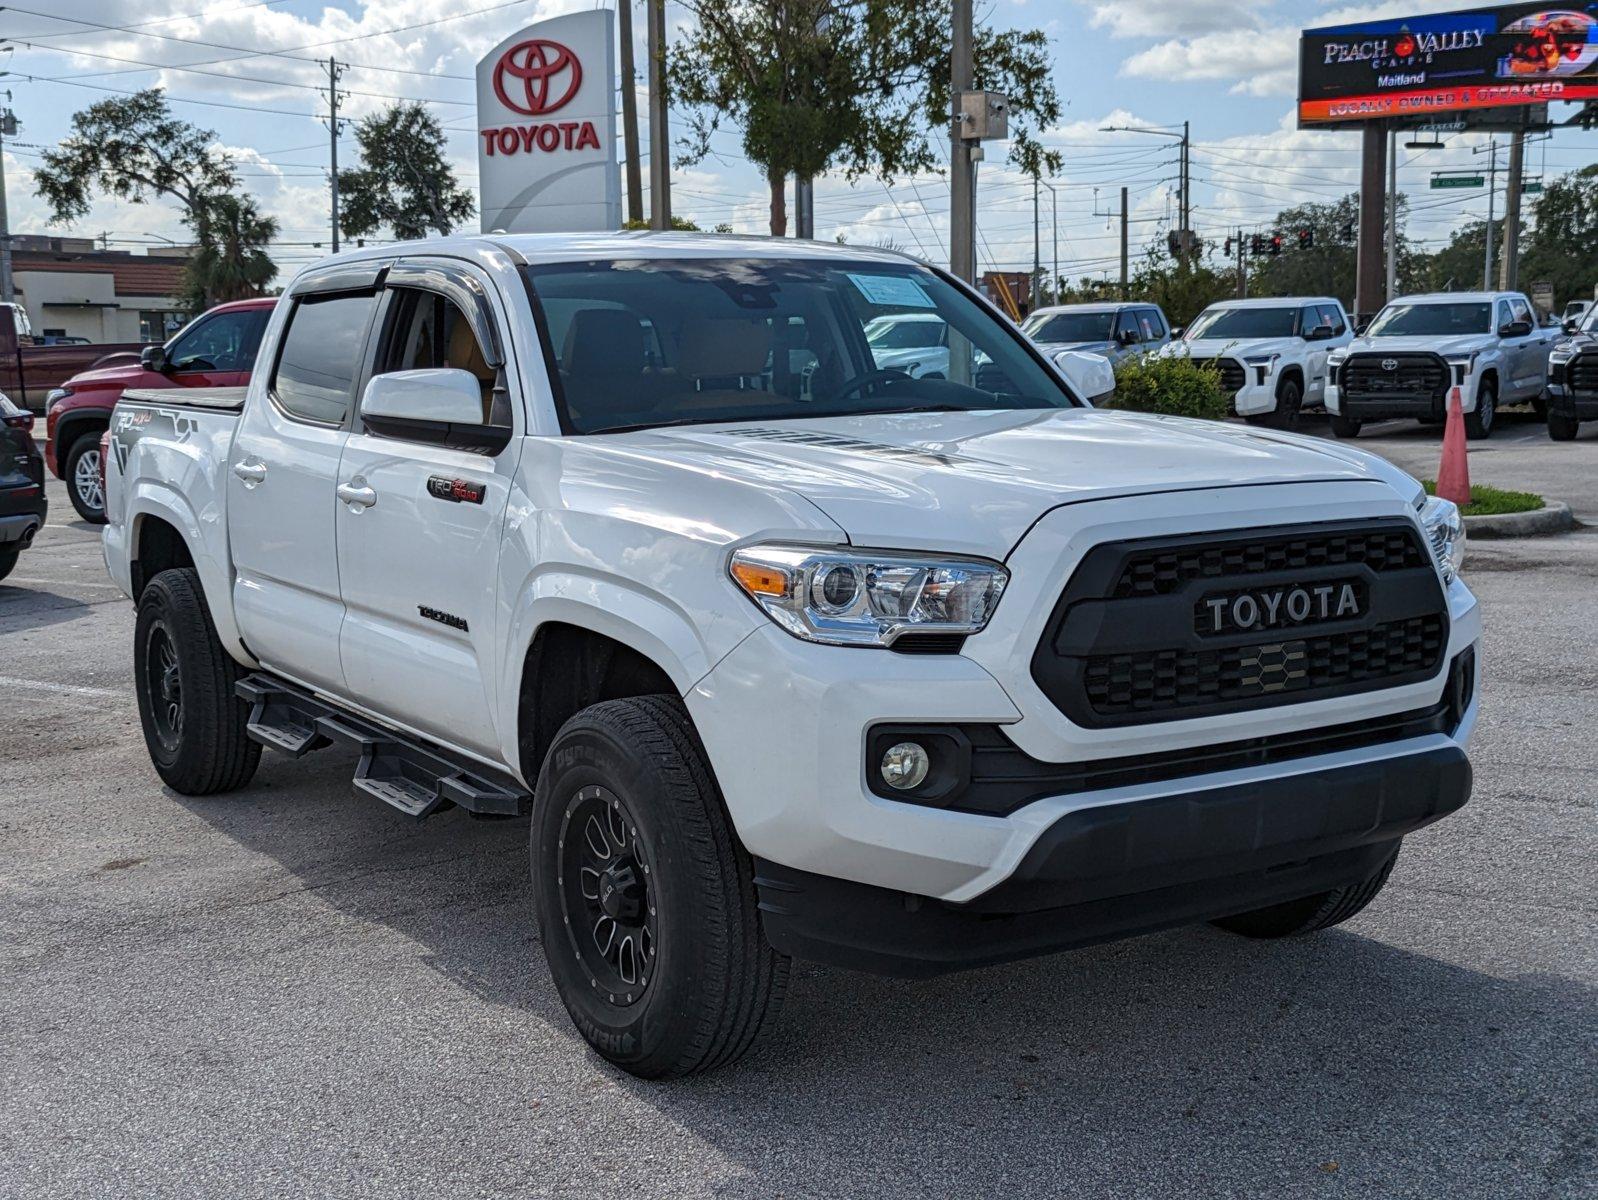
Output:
[{"xmin": 0, "ymin": 393, "xmax": 47, "ymax": 583}]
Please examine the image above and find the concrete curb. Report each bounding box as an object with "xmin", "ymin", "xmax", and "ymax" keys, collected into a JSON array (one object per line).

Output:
[{"xmin": 1464, "ymin": 501, "xmax": 1576, "ymax": 539}]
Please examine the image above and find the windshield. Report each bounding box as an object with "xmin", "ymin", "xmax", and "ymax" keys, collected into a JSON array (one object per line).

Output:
[
  {"xmin": 526, "ymin": 258, "xmax": 1076, "ymax": 435},
  {"xmin": 1022, "ymin": 312, "xmax": 1114, "ymax": 344},
  {"xmin": 1366, "ymin": 302, "xmax": 1491, "ymax": 337},
  {"xmin": 1186, "ymin": 307, "xmax": 1298, "ymax": 340},
  {"xmin": 866, "ymin": 318, "xmax": 944, "ymax": 349}
]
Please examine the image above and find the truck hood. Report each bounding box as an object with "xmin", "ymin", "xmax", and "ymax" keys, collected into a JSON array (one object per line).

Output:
[
  {"xmin": 597, "ymin": 408, "xmax": 1415, "ymax": 558},
  {"xmin": 1345, "ymin": 334, "xmax": 1493, "ymax": 357},
  {"xmin": 59, "ymin": 358, "xmax": 151, "ymax": 392},
  {"xmin": 1163, "ymin": 336, "xmax": 1302, "ymax": 360},
  {"xmin": 1036, "ymin": 339, "xmax": 1116, "ymax": 357}
]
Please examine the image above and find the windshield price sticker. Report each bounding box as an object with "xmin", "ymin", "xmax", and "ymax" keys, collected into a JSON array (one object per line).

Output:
[{"xmin": 847, "ymin": 273, "xmax": 936, "ymax": 309}]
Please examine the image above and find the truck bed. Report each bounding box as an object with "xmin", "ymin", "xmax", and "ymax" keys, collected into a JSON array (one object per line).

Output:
[{"xmin": 120, "ymin": 386, "xmax": 249, "ymax": 411}]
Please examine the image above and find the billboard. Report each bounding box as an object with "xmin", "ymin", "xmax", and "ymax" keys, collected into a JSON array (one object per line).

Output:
[
  {"xmin": 1299, "ymin": 3, "xmax": 1598, "ymax": 126},
  {"xmin": 477, "ymin": 10, "xmax": 621, "ymax": 233}
]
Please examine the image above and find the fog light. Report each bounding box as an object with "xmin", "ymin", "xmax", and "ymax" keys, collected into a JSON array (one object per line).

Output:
[{"xmin": 880, "ymin": 742, "xmax": 930, "ymax": 790}]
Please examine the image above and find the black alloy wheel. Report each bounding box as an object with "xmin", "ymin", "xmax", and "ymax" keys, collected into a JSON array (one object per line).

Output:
[
  {"xmin": 558, "ymin": 784, "xmax": 659, "ymax": 1007},
  {"xmin": 143, "ymin": 620, "xmax": 184, "ymax": 754}
]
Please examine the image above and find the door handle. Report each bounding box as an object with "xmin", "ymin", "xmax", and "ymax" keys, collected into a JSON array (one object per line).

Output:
[
  {"xmin": 232, "ymin": 459, "xmax": 267, "ymax": 487},
  {"xmin": 337, "ymin": 482, "xmax": 378, "ymax": 509}
]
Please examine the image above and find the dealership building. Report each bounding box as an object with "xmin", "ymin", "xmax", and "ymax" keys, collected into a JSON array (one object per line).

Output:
[{"xmin": 8, "ymin": 235, "xmax": 191, "ymax": 344}]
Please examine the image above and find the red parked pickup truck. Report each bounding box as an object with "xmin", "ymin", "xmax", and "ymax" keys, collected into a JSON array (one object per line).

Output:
[{"xmin": 44, "ymin": 297, "xmax": 276, "ymax": 522}]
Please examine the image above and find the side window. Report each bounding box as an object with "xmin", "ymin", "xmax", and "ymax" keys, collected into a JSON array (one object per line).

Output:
[
  {"xmin": 1496, "ymin": 300, "xmax": 1513, "ymax": 332},
  {"xmin": 1141, "ymin": 309, "xmax": 1167, "ymax": 340},
  {"xmin": 168, "ymin": 310, "xmax": 269, "ymax": 374},
  {"xmin": 270, "ymin": 293, "xmax": 378, "ymax": 425},
  {"xmin": 372, "ymin": 288, "xmax": 499, "ymax": 422},
  {"xmin": 1301, "ymin": 307, "xmax": 1322, "ymax": 336},
  {"xmin": 1115, "ymin": 310, "xmax": 1141, "ymax": 343},
  {"xmin": 1318, "ymin": 304, "xmax": 1346, "ymax": 336},
  {"xmin": 1509, "ymin": 297, "xmax": 1533, "ymax": 329}
]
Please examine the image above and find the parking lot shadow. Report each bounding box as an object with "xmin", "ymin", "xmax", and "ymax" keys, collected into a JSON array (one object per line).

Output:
[
  {"xmin": 0, "ymin": 585, "xmax": 94, "ymax": 633},
  {"xmin": 173, "ymin": 748, "xmax": 1596, "ymax": 1195}
]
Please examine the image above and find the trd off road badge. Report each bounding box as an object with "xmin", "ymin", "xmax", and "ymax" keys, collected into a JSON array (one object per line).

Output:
[{"xmin": 426, "ymin": 476, "xmax": 486, "ymax": 505}]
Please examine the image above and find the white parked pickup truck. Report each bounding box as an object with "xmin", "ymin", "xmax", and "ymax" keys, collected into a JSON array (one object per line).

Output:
[
  {"xmin": 1325, "ymin": 291, "xmax": 1559, "ymax": 440},
  {"xmin": 103, "ymin": 234, "xmax": 1481, "ymax": 1079},
  {"xmin": 1153, "ymin": 297, "xmax": 1353, "ymax": 428}
]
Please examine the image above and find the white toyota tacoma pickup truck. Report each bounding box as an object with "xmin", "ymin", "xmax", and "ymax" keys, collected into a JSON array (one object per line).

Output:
[
  {"xmin": 1153, "ymin": 297, "xmax": 1353, "ymax": 428},
  {"xmin": 104, "ymin": 233, "xmax": 1480, "ymax": 1079},
  {"xmin": 1325, "ymin": 291, "xmax": 1559, "ymax": 440}
]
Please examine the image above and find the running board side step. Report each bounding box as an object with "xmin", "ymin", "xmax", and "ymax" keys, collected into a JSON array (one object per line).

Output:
[{"xmin": 236, "ymin": 674, "xmax": 529, "ymax": 820}]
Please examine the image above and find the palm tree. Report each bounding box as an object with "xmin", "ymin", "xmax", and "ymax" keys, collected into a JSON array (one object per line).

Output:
[{"xmin": 180, "ymin": 194, "xmax": 278, "ymax": 311}]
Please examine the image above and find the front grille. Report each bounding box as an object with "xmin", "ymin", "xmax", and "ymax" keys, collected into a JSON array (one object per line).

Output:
[
  {"xmin": 1340, "ymin": 353, "xmax": 1449, "ymax": 401},
  {"xmin": 1570, "ymin": 351, "xmax": 1598, "ymax": 396},
  {"xmin": 1188, "ymin": 356, "xmax": 1246, "ymax": 394},
  {"xmin": 1031, "ymin": 520, "xmax": 1450, "ymax": 727}
]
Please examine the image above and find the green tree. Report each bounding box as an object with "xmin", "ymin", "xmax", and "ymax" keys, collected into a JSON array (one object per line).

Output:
[
  {"xmin": 1127, "ymin": 244, "xmax": 1235, "ymax": 328},
  {"xmin": 1245, "ymin": 193, "xmax": 1424, "ymax": 306},
  {"xmin": 32, "ymin": 88, "xmax": 238, "ymax": 240},
  {"xmin": 1521, "ymin": 164, "xmax": 1598, "ymax": 304},
  {"xmin": 670, "ymin": 1, "xmax": 1061, "ymax": 236},
  {"xmin": 179, "ymin": 194, "xmax": 279, "ymax": 312},
  {"xmin": 337, "ymin": 102, "xmax": 475, "ymax": 241},
  {"xmin": 1411, "ymin": 219, "xmax": 1492, "ymax": 293}
]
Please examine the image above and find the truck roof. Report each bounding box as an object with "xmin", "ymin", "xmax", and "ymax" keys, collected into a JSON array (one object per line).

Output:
[
  {"xmin": 1028, "ymin": 302, "xmax": 1141, "ymax": 316},
  {"xmin": 1201, "ymin": 296, "xmax": 1344, "ymax": 310},
  {"xmin": 1388, "ymin": 292, "xmax": 1517, "ymax": 304},
  {"xmin": 296, "ymin": 231, "xmax": 921, "ymax": 274}
]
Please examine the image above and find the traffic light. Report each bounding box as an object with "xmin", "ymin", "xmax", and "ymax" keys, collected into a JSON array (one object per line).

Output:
[
  {"xmin": 1268, "ymin": 234, "xmax": 1284, "ymax": 256},
  {"xmin": 1224, "ymin": 237, "xmax": 1234, "ymax": 256},
  {"xmin": 1250, "ymin": 234, "xmax": 1267, "ymax": 257},
  {"xmin": 1297, "ymin": 228, "xmax": 1315, "ymax": 250},
  {"xmin": 1167, "ymin": 230, "xmax": 1181, "ymax": 257}
]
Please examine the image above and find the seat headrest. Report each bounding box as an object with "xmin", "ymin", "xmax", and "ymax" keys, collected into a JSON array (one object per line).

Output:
[
  {"xmin": 563, "ymin": 308, "xmax": 646, "ymax": 375},
  {"xmin": 679, "ymin": 319, "xmax": 772, "ymax": 378}
]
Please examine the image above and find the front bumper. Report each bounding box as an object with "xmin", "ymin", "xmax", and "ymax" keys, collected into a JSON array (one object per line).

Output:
[
  {"xmin": 756, "ymin": 739, "xmax": 1469, "ymax": 976},
  {"xmin": 1228, "ymin": 374, "xmax": 1283, "ymax": 418},
  {"xmin": 1327, "ymin": 371, "xmax": 1476, "ymax": 418},
  {"xmin": 692, "ymin": 485, "xmax": 1484, "ymax": 916},
  {"xmin": 1546, "ymin": 382, "xmax": 1598, "ymax": 421}
]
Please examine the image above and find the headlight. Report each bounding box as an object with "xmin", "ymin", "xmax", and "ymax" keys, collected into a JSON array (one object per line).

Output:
[
  {"xmin": 45, "ymin": 386, "xmax": 73, "ymax": 412},
  {"xmin": 729, "ymin": 545, "xmax": 1009, "ymax": 647},
  {"xmin": 1444, "ymin": 353, "xmax": 1478, "ymax": 384},
  {"xmin": 1421, "ymin": 495, "xmax": 1466, "ymax": 585},
  {"xmin": 1244, "ymin": 353, "xmax": 1279, "ymax": 385}
]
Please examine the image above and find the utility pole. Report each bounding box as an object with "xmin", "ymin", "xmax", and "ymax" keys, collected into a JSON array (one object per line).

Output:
[
  {"xmin": 647, "ymin": 0, "xmax": 670, "ymax": 230},
  {"xmin": 1500, "ymin": 128, "xmax": 1524, "ymax": 291},
  {"xmin": 618, "ymin": 0, "xmax": 643, "ymax": 224},
  {"xmin": 1040, "ymin": 180, "xmax": 1057, "ymax": 308},
  {"xmin": 0, "ymin": 98, "xmax": 15, "ymax": 306},
  {"xmin": 1235, "ymin": 227, "xmax": 1246, "ymax": 299},
  {"xmin": 1120, "ymin": 186, "xmax": 1129, "ymax": 301},
  {"xmin": 794, "ymin": 176, "xmax": 814, "ymax": 238},
  {"xmin": 1031, "ymin": 174, "xmax": 1041, "ymax": 311},
  {"xmin": 322, "ymin": 57, "xmax": 347, "ymax": 254},
  {"xmin": 949, "ymin": 0, "xmax": 975, "ymax": 284},
  {"xmin": 1480, "ymin": 138, "xmax": 1499, "ymax": 290},
  {"xmin": 1179, "ymin": 119, "xmax": 1190, "ymax": 263},
  {"xmin": 1384, "ymin": 129, "xmax": 1398, "ymax": 298}
]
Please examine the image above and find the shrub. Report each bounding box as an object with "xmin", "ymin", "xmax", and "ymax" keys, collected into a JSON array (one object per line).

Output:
[{"xmin": 1103, "ymin": 354, "xmax": 1229, "ymax": 421}]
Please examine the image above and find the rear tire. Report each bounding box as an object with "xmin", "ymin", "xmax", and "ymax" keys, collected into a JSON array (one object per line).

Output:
[
  {"xmin": 0, "ymin": 545, "xmax": 18, "ymax": 584},
  {"xmin": 65, "ymin": 432, "xmax": 107, "ymax": 524},
  {"xmin": 1464, "ymin": 379, "xmax": 1496, "ymax": 440},
  {"xmin": 1548, "ymin": 411, "xmax": 1580, "ymax": 441},
  {"xmin": 133, "ymin": 568, "xmax": 261, "ymax": 795},
  {"xmin": 531, "ymin": 695, "xmax": 789, "ymax": 1078},
  {"xmin": 1212, "ymin": 844, "xmax": 1400, "ymax": 938},
  {"xmin": 1330, "ymin": 413, "xmax": 1362, "ymax": 439}
]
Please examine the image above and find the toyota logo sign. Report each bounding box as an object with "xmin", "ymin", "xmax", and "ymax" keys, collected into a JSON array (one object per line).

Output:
[
  {"xmin": 493, "ymin": 38, "xmax": 583, "ymax": 116},
  {"xmin": 1381, "ymin": 358, "xmax": 1399, "ymax": 370}
]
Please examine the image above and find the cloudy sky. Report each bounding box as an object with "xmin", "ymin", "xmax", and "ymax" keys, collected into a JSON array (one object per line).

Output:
[{"xmin": 0, "ymin": 0, "xmax": 1593, "ymax": 285}]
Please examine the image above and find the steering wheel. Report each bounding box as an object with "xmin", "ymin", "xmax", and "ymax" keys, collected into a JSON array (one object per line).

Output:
[{"xmin": 827, "ymin": 368, "xmax": 912, "ymax": 403}]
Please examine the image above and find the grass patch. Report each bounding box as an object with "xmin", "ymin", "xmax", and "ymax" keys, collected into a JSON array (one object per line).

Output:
[{"xmin": 1423, "ymin": 479, "xmax": 1545, "ymax": 517}]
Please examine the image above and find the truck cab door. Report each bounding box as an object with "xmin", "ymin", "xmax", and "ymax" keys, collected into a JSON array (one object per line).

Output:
[
  {"xmin": 226, "ymin": 273, "xmax": 384, "ymax": 697},
  {"xmin": 160, "ymin": 306, "xmax": 270, "ymax": 391},
  {"xmin": 333, "ymin": 261, "xmax": 520, "ymax": 759}
]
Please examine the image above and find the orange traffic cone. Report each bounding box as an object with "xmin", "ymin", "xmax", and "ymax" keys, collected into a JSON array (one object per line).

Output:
[{"xmin": 1436, "ymin": 386, "xmax": 1471, "ymax": 508}]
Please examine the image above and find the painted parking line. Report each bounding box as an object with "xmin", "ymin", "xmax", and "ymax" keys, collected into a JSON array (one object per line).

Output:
[{"xmin": 0, "ymin": 674, "xmax": 127, "ymax": 700}]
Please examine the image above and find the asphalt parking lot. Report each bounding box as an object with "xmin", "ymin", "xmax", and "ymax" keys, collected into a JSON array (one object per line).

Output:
[{"xmin": 2, "ymin": 421, "xmax": 1594, "ymax": 1199}]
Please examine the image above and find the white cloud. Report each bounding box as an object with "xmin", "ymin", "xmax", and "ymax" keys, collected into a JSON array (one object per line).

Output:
[{"xmin": 1076, "ymin": 1, "xmax": 1272, "ymax": 40}]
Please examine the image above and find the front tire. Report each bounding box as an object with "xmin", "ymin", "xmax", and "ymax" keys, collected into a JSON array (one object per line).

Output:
[
  {"xmin": 1212, "ymin": 844, "xmax": 1400, "ymax": 938},
  {"xmin": 65, "ymin": 432, "xmax": 107, "ymax": 524},
  {"xmin": 1268, "ymin": 376, "xmax": 1304, "ymax": 430},
  {"xmin": 1330, "ymin": 413, "xmax": 1362, "ymax": 439},
  {"xmin": 1548, "ymin": 410, "xmax": 1580, "ymax": 441},
  {"xmin": 531, "ymin": 695, "xmax": 789, "ymax": 1078},
  {"xmin": 1464, "ymin": 379, "xmax": 1496, "ymax": 440},
  {"xmin": 133, "ymin": 568, "xmax": 261, "ymax": 794}
]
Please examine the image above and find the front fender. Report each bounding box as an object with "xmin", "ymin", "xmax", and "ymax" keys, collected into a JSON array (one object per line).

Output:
[{"xmin": 495, "ymin": 570, "xmax": 746, "ymax": 775}]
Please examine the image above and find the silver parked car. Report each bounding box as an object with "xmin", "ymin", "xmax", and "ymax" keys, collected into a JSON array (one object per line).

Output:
[{"xmin": 1021, "ymin": 302, "xmax": 1173, "ymax": 367}]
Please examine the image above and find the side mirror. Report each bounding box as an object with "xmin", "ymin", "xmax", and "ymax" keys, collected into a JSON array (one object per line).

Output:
[
  {"xmin": 360, "ymin": 368, "xmax": 509, "ymax": 453},
  {"xmin": 1116, "ymin": 329, "xmax": 1140, "ymax": 347},
  {"xmin": 1564, "ymin": 319, "xmax": 1580, "ymax": 335},
  {"xmin": 1305, "ymin": 325, "xmax": 1334, "ymax": 342},
  {"xmin": 1499, "ymin": 320, "xmax": 1531, "ymax": 338},
  {"xmin": 1170, "ymin": 326, "xmax": 1185, "ymax": 340},
  {"xmin": 140, "ymin": 345, "xmax": 170, "ymax": 373}
]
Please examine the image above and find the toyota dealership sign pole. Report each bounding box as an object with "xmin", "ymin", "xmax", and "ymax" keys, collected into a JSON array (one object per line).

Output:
[{"xmin": 477, "ymin": 10, "xmax": 621, "ymax": 234}]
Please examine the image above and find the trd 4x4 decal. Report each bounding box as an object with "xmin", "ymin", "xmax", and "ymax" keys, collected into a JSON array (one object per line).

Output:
[
  {"xmin": 111, "ymin": 406, "xmax": 200, "ymax": 474},
  {"xmin": 426, "ymin": 476, "xmax": 486, "ymax": 504}
]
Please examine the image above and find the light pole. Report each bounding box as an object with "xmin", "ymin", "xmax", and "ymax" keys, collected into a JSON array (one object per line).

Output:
[
  {"xmin": 1475, "ymin": 138, "xmax": 1501, "ymax": 290},
  {"xmin": 1041, "ymin": 180, "xmax": 1058, "ymax": 308},
  {"xmin": 1100, "ymin": 121, "xmax": 1190, "ymax": 263}
]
